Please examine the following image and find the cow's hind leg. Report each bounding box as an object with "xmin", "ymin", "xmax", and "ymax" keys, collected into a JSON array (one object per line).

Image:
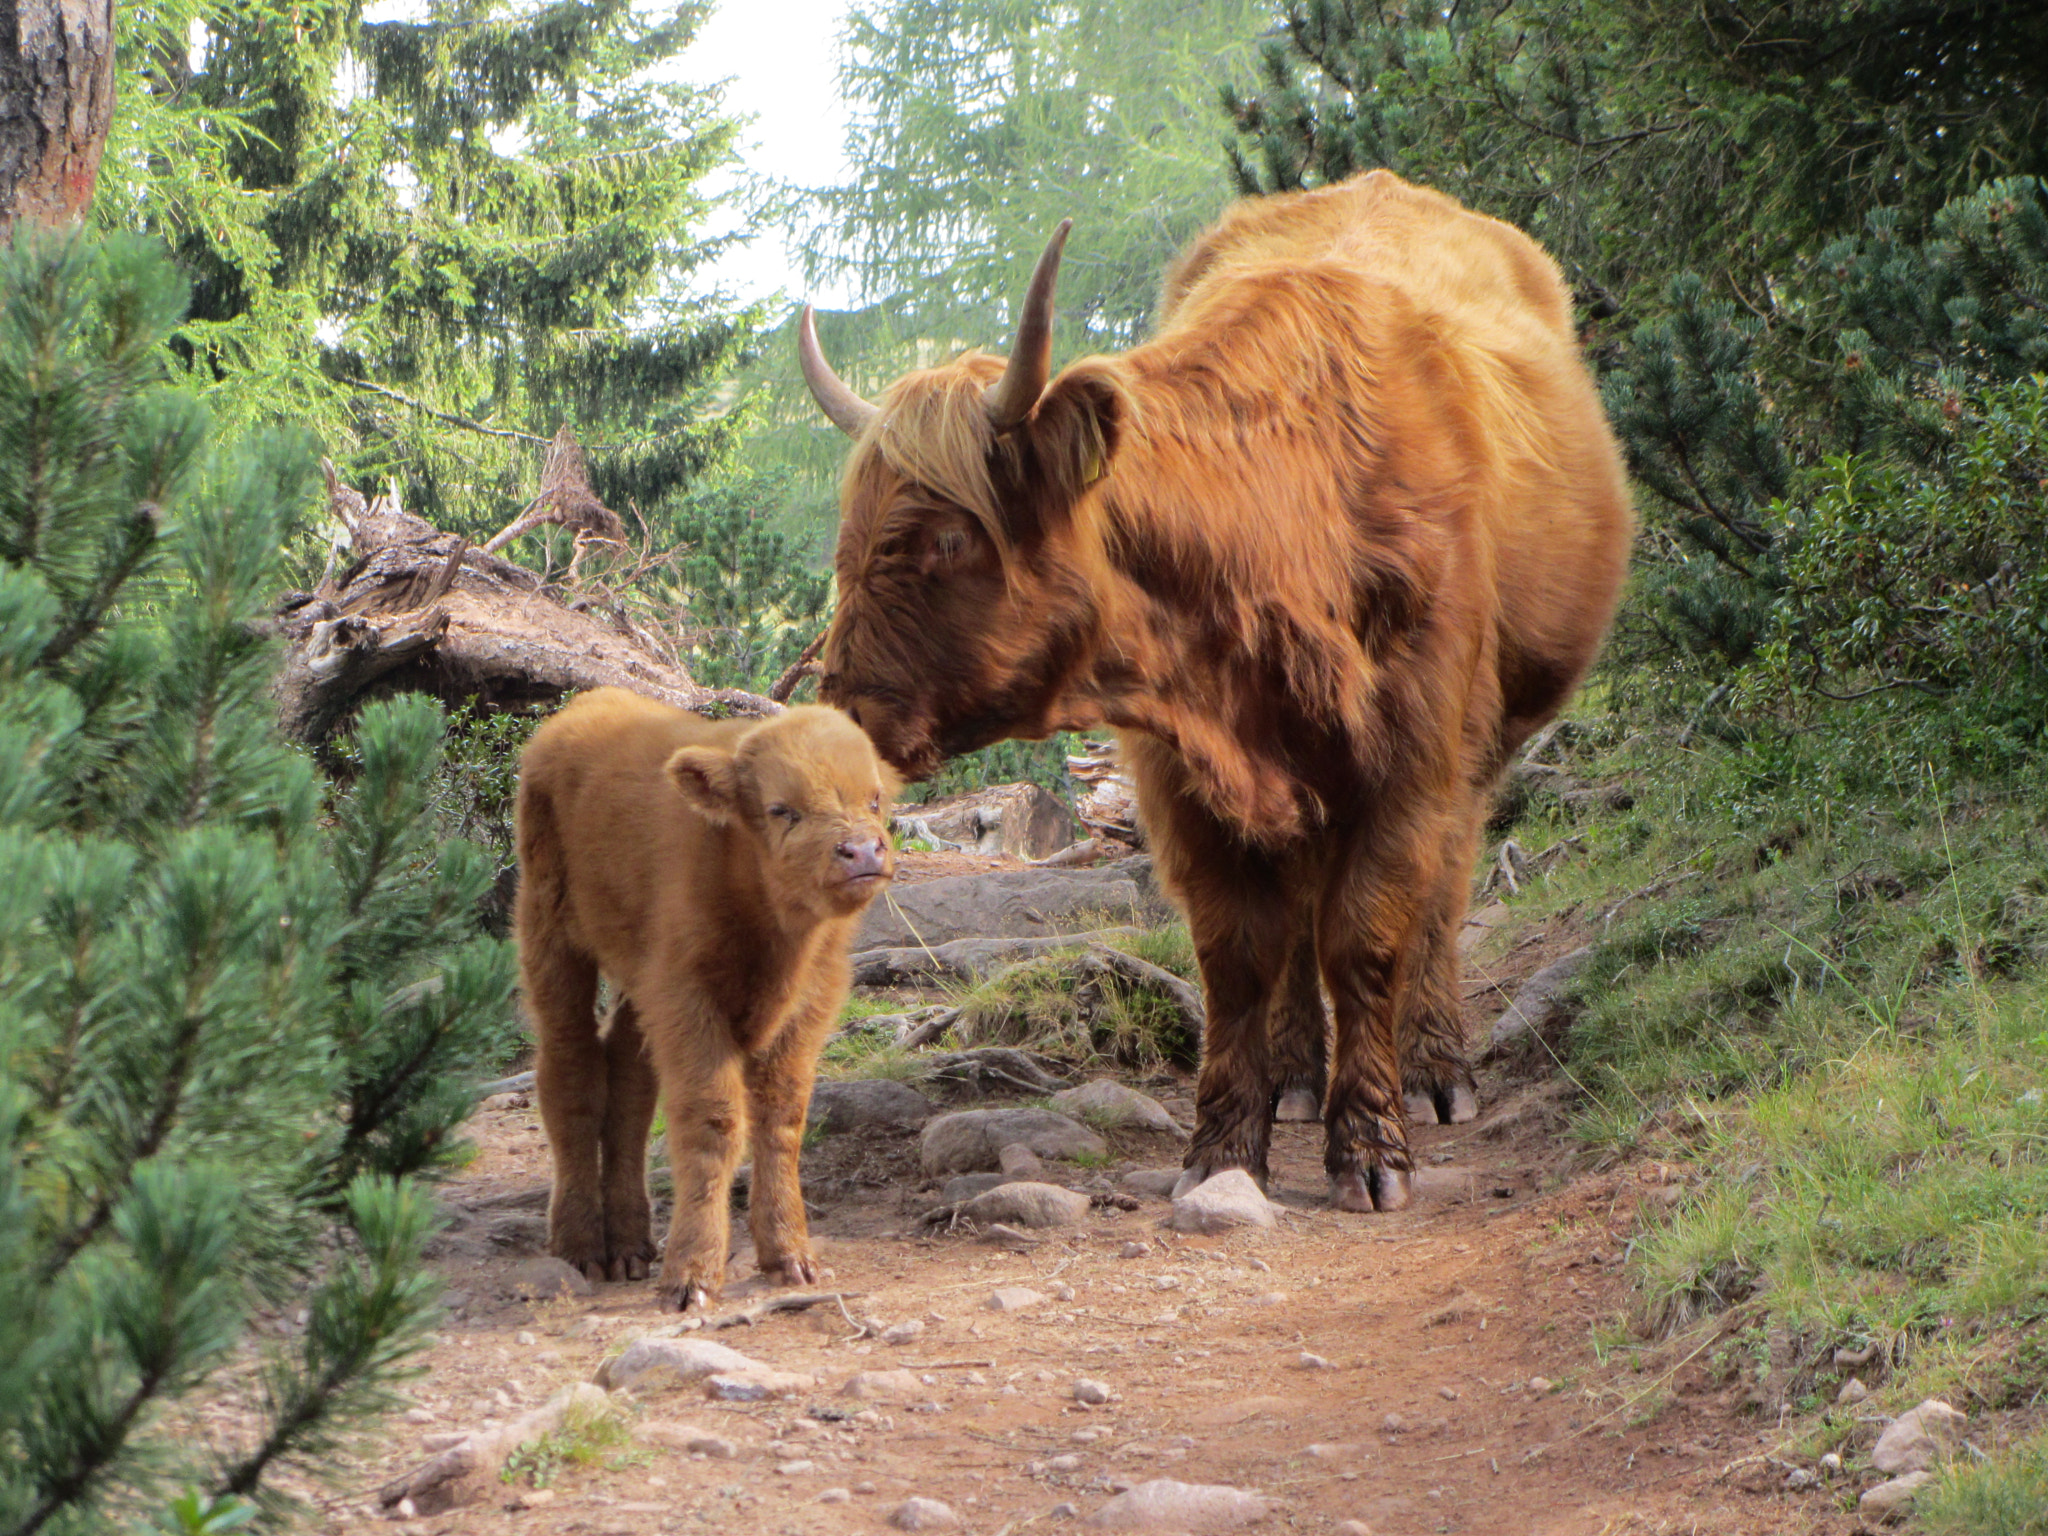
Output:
[
  {"xmin": 597, "ymin": 996, "xmax": 658, "ymax": 1280},
  {"xmin": 1270, "ymin": 917, "xmax": 1328, "ymax": 1123},
  {"xmin": 1401, "ymin": 820, "xmax": 1480, "ymax": 1125}
]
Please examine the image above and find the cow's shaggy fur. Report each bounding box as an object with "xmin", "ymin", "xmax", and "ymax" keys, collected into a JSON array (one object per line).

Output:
[
  {"xmin": 812, "ymin": 171, "xmax": 1633, "ymax": 1210},
  {"xmin": 514, "ymin": 689, "xmax": 895, "ymax": 1307}
]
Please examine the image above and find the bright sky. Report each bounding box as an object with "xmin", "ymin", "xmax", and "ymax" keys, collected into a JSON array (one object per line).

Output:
[{"xmin": 678, "ymin": 0, "xmax": 860, "ymax": 313}]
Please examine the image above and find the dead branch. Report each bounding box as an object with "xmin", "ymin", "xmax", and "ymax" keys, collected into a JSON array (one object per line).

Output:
[
  {"xmin": 768, "ymin": 630, "xmax": 828, "ymax": 703},
  {"xmin": 705, "ymin": 1290, "xmax": 864, "ymax": 1330}
]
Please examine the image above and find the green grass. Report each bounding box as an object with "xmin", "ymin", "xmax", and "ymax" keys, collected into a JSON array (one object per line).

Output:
[
  {"xmin": 952, "ymin": 924, "xmax": 1200, "ymax": 1070},
  {"xmin": 501, "ymin": 1397, "xmax": 639, "ymax": 1487},
  {"xmin": 1517, "ymin": 724, "xmax": 2048, "ymax": 1437},
  {"xmin": 1919, "ymin": 1431, "xmax": 2048, "ymax": 1535}
]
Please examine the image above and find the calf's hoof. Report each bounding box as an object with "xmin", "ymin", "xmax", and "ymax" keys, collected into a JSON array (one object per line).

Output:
[
  {"xmin": 1330, "ymin": 1164, "xmax": 1413, "ymax": 1213},
  {"xmin": 1274, "ymin": 1087, "xmax": 1321, "ymax": 1123},
  {"xmin": 654, "ymin": 1260, "xmax": 721, "ymax": 1312},
  {"xmin": 763, "ymin": 1252, "xmax": 820, "ymax": 1287}
]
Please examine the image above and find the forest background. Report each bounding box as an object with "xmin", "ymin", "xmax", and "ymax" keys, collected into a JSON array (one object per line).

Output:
[{"xmin": 4, "ymin": 0, "xmax": 2048, "ymax": 1531}]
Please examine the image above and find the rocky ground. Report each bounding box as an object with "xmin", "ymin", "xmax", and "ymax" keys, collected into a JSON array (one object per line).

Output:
[{"xmin": 309, "ymin": 854, "xmax": 1905, "ymax": 1536}]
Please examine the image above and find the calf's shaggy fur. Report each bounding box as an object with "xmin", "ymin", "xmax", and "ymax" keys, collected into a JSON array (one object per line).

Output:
[{"xmin": 514, "ymin": 689, "xmax": 894, "ymax": 1308}]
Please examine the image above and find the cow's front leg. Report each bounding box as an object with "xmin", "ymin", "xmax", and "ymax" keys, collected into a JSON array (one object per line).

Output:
[
  {"xmin": 596, "ymin": 996, "xmax": 659, "ymax": 1281},
  {"xmin": 1319, "ymin": 838, "xmax": 1437, "ymax": 1213},
  {"xmin": 644, "ymin": 1010, "xmax": 747, "ymax": 1311}
]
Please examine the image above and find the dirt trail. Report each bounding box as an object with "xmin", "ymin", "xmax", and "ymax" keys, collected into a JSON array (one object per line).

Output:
[{"xmin": 323, "ymin": 910, "xmax": 1843, "ymax": 1536}]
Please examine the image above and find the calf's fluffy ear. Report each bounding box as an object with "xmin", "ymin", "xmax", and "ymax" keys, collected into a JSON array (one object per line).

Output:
[{"xmin": 667, "ymin": 746, "xmax": 743, "ymax": 822}]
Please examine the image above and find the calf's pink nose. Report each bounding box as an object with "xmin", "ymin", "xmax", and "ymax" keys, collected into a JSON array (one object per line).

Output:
[{"xmin": 836, "ymin": 837, "xmax": 889, "ymax": 879}]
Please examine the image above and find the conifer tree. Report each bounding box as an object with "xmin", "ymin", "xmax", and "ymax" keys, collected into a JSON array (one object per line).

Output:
[
  {"xmin": 97, "ymin": 0, "xmax": 752, "ymax": 547},
  {"xmin": 0, "ymin": 229, "xmax": 515, "ymax": 1531}
]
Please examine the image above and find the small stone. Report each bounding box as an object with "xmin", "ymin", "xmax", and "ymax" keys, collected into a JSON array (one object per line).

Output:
[
  {"xmin": 921, "ymin": 1108, "xmax": 1108, "ymax": 1176},
  {"xmin": 515, "ymin": 1330, "xmax": 537, "ymax": 1346},
  {"xmin": 707, "ymin": 1369, "xmax": 813, "ymax": 1401},
  {"xmin": 1073, "ymin": 1428, "xmax": 1107, "ymax": 1443},
  {"xmin": 1526, "ymin": 1376, "xmax": 1552, "ymax": 1394},
  {"xmin": 1784, "ymin": 1466, "xmax": 1818, "ymax": 1490},
  {"xmin": 1837, "ymin": 1378, "xmax": 1870, "ymax": 1405},
  {"xmin": 884, "ymin": 1320, "xmax": 926, "ymax": 1345},
  {"xmin": 1049, "ymin": 1454, "xmax": 1083, "ymax": 1472},
  {"xmin": 777, "ymin": 1459, "xmax": 817, "ymax": 1475},
  {"xmin": 1438, "ymin": 1386, "xmax": 1459, "ymax": 1401},
  {"xmin": 598, "ymin": 1336, "xmax": 765, "ymax": 1392},
  {"xmin": 503, "ymin": 1256, "xmax": 593, "ymax": 1300},
  {"xmin": 1820, "ymin": 1452, "xmax": 1843, "ymax": 1476},
  {"xmin": 481, "ymin": 1091, "xmax": 526, "ymax": 1111},
  {"xmin": 1299, "ymin": 1352, "xmax": 1331, "ymax": 1370},
  {"xmin": 1336, "ymin": 1523, "xmax": 1375, "ymax": 1536},
  {"xmin": 1051, "ymin": 1282, "xmax": 1076, "ymax": 1301},
  {"xmin": 890, "ymin": 1496, "xmax": 963, "ymax": 1530},
  {"xmin": 856, "ymin": 1481, "xmax": 879, "ymax": 1495},
  {"xmin": 1169, "ymin": 1170, "xmax": 1275, "ymax": 1234},
  {"xmin": 1074, "ymin": 1379, "xmax": 1114, "ymax": 1405},
  {"xmin": 1858, "ymin": 1471, "xmax": 1933, "ymax": 1524},
  {"xmin": 1249, "ymin": 1292, "xmax": 1287, "ymax": 1307},
  {"xmin": 988, "ymin": 1287, "xmax": 1048, "ymax": 1313},
  {"xmin": 842, "ymin": 1369, "xmax": 923, "ymax": 1400},
  {"xmin": 1121, "ymin": 1169, "xmax": 1182, "ymax": 1199},
  {"xmin": 1000, "ymin": 1142, "xmax": 1048, "ymax": 1180},
  {"xmin": 961, "ymin": 1183, "xmax": 1092, "ymax": 1229},
  {"xmin": 1119, "ymin": 1241, "xmax": 1151, "ymax": 1258},
  {"xmin": 515, "ymin": 1487, "xmax": 556, "ymax": 1507},
  {"xmin": 1049, "ymin": 1081, "xmax": 1181, "ymax": 1134},
  {"xmin": 818, "ymin": 1488, "xmax": 852, "ymax": 1504},
  {"xmin": 403, "ymin": 1407, "xmax": 435, "ymax": 1424},
  {"xmin": 1381, "ymin": 1413, "xmax": 1405, "ymax": 1435},
  {"xmin": 808, "ymin": 1078, "xmax": 937, "ymax": 1134},
  {"xmin": 1051, "ymin": 1502, "xmax": 1079, "ymax": 1519},
  {"xmin": 1084, "ymin": 1478, "xmax": 1269, "ymax": 1530},
  {"xmin": 1872, "ymin": 1399, "xmax": 1967, "ymax": 1475}
]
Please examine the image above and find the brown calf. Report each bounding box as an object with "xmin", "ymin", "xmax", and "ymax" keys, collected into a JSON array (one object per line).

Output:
[
  {"xmin": 514, "ymin": 688, "xmax": 895, "ymax": 1308},
  {"xmin": 799, "ymin": 171, "xmax": 1633, "ymax": 1211}
]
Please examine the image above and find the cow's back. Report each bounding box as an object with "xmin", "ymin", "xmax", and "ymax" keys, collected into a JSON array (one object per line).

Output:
[{"xmin": 1156, "ymin": 170, "xmax": 1632, "ymax": 763}]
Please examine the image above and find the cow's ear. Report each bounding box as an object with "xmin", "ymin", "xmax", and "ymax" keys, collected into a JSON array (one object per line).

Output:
[
  {"xmin": 1010, "ymin": 366, "xmax": 1126, "ymax": 540},
  {"xmin": 667, "ymin": 746, "xmax": 742, "ymax": 823}
]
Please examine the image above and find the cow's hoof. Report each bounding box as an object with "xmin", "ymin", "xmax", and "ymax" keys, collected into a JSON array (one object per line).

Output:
[
  {"xmin": 1331, "ymin": 1165, "xmax": 1413, "ymax": 1213},
  {"xmin": 1404, "ymin": 1084, "xmax": 1480, "ymax": 1125},
  {"xmin": 1274, "ymin": 1087, "xmax": 1321, "ymax": 1123},
  {"xmin": 655, "ymin": 1269, "xmax": 718, "ymax": 1312},
  {"xmin": 604, "ymin": 1252, "xmax": 650, "ymax": 1282},
  {"xmin": 764, "ymin": 1253, "xmax": 819, "ymax": 1287}
]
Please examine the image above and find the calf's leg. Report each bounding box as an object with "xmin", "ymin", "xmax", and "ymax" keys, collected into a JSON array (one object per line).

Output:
[
  {"xmin": 524, "ymin": 929, "xmax": 610, "ymax": 1279},
  {"xmin": 743, "ymin": 981, "xmax": 841, "ymax": 1286},
  {"xmin": 596, "ymin": 996, "xmax": 659, "ymax": 1280},
  {"xmin": 642, "ymin": 1005, "xmax": 747, "ymax": 1310}
]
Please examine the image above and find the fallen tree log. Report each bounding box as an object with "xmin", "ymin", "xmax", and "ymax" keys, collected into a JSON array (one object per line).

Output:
[{"xmin": 271, "ymin": 457, "xmax": 775, "ymax": 745}]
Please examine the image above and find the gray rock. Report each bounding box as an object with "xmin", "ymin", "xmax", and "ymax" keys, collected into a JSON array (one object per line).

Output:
[
  {"xmin": 707, "ymin": 1369, "xmax": 812, "ymax": 1401},
  {"xmin": 942, "ymin": 1173, "xmax": 1009, "ymax": 1202},
  {"xmin": 854, "ymin": 860, "xmax": 1166, "ymax": 949},
  {"xmin": 1169, "ymin": 1170, "xmax": 1275, "ymax": 1233},
  {"xmin": 852, "ymin": 933, "xmax": 1141, "ymax": 987},
  {"xmin": 1000, "ymin": 1142, "xmax": 1048, "ymax": 1179},
  {"xmin": 1837, "ymin": 1378, "xmax": 1870, "ymax": 1405},
  {"xmin": 987, "ymin": 1286, "xmax": 1047, "ymax": 1312},
  {"xmin": 921, "ymin": 1107, "xmax": 1108, "ymax": 1176},
  {"xmin": 1121, "ymin": 1168, "xmax": 1181, "ymax": 1199},
  {"xmin": 636, "ymin": 1421, "xmax": 737, "ymax": 1457},
  {"xmin": 893, "ymin": 783, "xmax": 1079, "ymax": 861},
  {"xmin": 890, "ymin": 1497, "xmax": 963, "ymax": 1530},
  {"xmin": 959, "ymin": 1182, "xmax": 1092, "ymax": 1229},
  {"xmin": 1858, "ymin": 1471, "xmax": 1933, "ymax": 1524},
  {"xmin": 1051, "ymin": 1081, "xmax": 1181, "ymax": 1134},
  {"xmin": 1872, "ymin": 1399, "xmax": 1966, "ymax": 1474},
  {"xmin": 1073, "ymin": 1379, "xmax": 1114, "ymax": 1405},
  {"xmin": 818, "ymin": 1487, "xmax": 851, "ymax": 1504},
  {"xmin": 883, "ymin": 1320, "xmax": 925, "ymax": 1345},
  {"xmin": 1085, "ymin": 1479, "xmax": 1270, "ymax": 1530},
  {"xmin": 483, "ymin": 1213, "xmax": 549, "ymax": 1253},
  {"xmin": 596, "ymin": 1336, "xmax": 763, "ymax": 1392},
  {"xmin": 1484, "ymin": 946, "xmax": 1594, "ymax": 1055},
  {"xmin": 808, "ymin": 1078, "xmax": 937, "ymax": 1134},
  {"xmin": 504, "ymin": 1257, "xmax": 593, "ymax": 1300}
]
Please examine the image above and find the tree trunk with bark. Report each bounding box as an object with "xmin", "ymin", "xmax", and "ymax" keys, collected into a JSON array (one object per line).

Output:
[
  {"xmin": 0, "ymin": 0, "xmax": 116, "ymax": 233},
  {"xmin": 272, "ymin": 463, "xmax": 776, "ymax": 746}
]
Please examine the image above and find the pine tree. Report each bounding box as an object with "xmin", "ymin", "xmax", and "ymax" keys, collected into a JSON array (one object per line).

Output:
[
  {"xmin": 97, "ymin": 0, "xmax": 752, "ymax": 549},
  {"xmin": 0, "ymin": 229, "xmax": 515, "ymax": 1531}
]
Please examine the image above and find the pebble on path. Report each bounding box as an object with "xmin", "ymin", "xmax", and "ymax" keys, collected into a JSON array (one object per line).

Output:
[
  {"xmin": 1074, "ymin": 1379, "xmax": 1115, "ymax": 1405},
  {"xmin": 988, "ymin": 1286, "xmax": 1048, "ymax": 1312},
  {"xmin": 891, "ymin": 1496, "xmax": 963, "ymax": 1530},
  {"xmin": 1083, "ymin": 1478, "xmax": 1270, "ymax": 1531}
]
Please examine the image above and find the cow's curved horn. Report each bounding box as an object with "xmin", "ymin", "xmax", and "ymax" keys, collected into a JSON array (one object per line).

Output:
[
  {"xmin": 985, "ymin": 219, "xmax": 1073, "ymax": 432},
  {"xmin": 799, "ymin": 305, "xmax": 880, "ymax": 438}
]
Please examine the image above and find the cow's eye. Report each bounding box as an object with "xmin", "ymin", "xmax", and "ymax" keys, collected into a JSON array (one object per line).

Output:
[
  {"xmin": 869, "ymin": 793, "xmax": 881, "ymax": 813},
  {"xmin": 768, "ymin": 803, "xmax": 799, "ymax": 823}
]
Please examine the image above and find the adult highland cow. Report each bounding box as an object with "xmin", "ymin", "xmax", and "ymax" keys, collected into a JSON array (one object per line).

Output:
[{"xmin": 800, "ymin": 171, "xmax": 1632, "ymax": 1211}]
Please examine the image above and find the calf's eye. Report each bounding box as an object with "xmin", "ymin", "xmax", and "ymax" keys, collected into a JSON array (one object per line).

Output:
[{"xmin": 768, "ymin": 803, "xmax": 799, "ymax": 823}]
